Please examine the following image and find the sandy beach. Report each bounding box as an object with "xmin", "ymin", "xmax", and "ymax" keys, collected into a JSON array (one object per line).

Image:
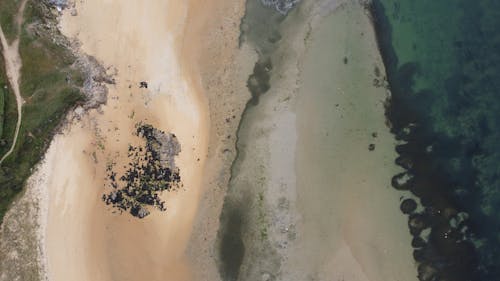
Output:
[
  {"xmin": 0, "ymin": 1, "xmax": 421, "ymax": 281},
  {"xmin": 217, "ymin": 1, "xmax": 419, "ymax": 280},
  {"xmin": 37, "ymin": 0, "xmax": 225, "ymax": 280},
  {"xmin": 290, "ymin": 3, "xmax": 417, "ymax": 280}
]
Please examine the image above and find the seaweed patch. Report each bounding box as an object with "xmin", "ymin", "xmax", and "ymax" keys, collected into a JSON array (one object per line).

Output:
[{"xmin": 102, "ymin": 123, "xmax": 182, "ymax": 218}]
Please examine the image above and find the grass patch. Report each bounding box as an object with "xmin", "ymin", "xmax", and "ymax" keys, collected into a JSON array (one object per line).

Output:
[
  {"xmin": 0, "ymin": 50, "xmax": 17, "ymax": 158},
  {"xmin": 0, "ymin": 1, "xmax": 86, "ymax": 222},
  {"xmin": 0, "ymin": 0, "xmax": 21, "ymax": 42},
  {"xmin": 0, "ymin": 82, "xmax": 4, "ymax": 138}
]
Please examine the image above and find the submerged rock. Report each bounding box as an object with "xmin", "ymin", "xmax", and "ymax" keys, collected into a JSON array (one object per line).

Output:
[
  {"xmin": 391, "ymin": 172, "xmax": 414, "ymax": 190},
  {"xmin": 260, "ymin": 0, "xmax": 301, "ymax": 14},
  {"xmin": 412, "ymin": 236, "xmax": 426, "ymax": 248},
  {"xmin": 400, "ymin": 198, "xmax": 418, "ymax": 214},
  {"xmin": 409, "ymin": 213, "xmax": 428, "ymax": 236},
  {"xmin": 417, "ymin": 263, "xmax": 437, "ymax": 281}
]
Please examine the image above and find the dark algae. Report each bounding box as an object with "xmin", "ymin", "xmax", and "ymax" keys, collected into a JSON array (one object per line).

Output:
[
  {"xmin": 371, "ymin": 0, "xmax": 500, "ymax": 280},
  {"xmin": 218, "ymin": 1, "xmax": 297, "ymax": 280},
  {"xmin": 218, "ymin": 199, "xmax": 246, "ymax": 281},
  {"xmin": 102, "ymin": 123, "xmax": 181, "ymax": 218}
]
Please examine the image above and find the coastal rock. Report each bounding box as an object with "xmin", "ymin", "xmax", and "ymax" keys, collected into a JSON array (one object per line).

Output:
[
  {"xmin": 137, "ymin": 124, "xmax": 181, "ymax": 169},
  {"xmin": 47, "ymin": 0, "xmax": 68, "ymax": 10},
  {"xmin": 391, "ymin": 172, "xmax": 414, "ymax": 190},
  {"xmin": 400, "ymin": 198, "xmax": 418, "ymax": 214},
  {"xmin": 103, "ymin": 123, "xmax": 181, "ymax": 218},
  {"xmin": 408, "ymin": 213, "xmax": 428, "ymax": 235},
  {"xmin": 76, "ymin": 56, "xmax": 110, "ymax": 109},
  {"xmin": 260, "ymin": 0, "xmax": 301, "ymax": 14},
  {"xmin": 131, "ymin": 205, "xmax": 150, "ymax": 219},
  {"xmin": 395, "ymin": 155, "xmax": 413, "ymax": 170},
  {"xmin": 417, "ymin": 263, "xmax": 437, "ymax": 281},
  {"xmin": 411, "ymin": 236, "xmax": 426, "ymax": 248}
]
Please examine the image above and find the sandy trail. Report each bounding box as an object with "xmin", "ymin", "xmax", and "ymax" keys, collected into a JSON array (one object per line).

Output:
[
  {"xmin": 0, "ymin": 0, "xmax": 27, "ymax": 164},
  {"xmin": 37, "ymin": 1, "xmax": 212, "ymax": 280}
]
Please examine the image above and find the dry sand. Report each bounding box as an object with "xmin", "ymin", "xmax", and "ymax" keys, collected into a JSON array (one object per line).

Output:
[
  {"xmin": 33, "ymin": 0, "xmax": 237, "ymax": 280},
  {"xmin": 0, "ymin": 1, "xmax": 420, "ymax": 280}
]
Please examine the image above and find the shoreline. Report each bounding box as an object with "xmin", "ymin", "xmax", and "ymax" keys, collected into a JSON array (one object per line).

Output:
[
  {"xmin": 217, "ymin": 1, "xmax": 419, "ymax": 280},
  {"xmin": 0, "ymin": 1, "xmax": 427, "ymax": 280},
  {"xmin": 369, "ymin": 1, "xmax": 484, "ymax": 279},
  {"xmin": 25, "ymin": 0, "xmax": 245, "ymax": 280}
]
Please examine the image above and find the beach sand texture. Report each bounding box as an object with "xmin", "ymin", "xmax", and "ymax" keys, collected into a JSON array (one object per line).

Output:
[
  {"xmin": 217, "ymin": 1, "xmax": 418, "ymax": 281},
  {"xmin": 40, "ymin": 1, "xmax": 214, "ymax": 280},
  {"xmin": 292, "ymin": 3, "xmax": 418, "ymax": 280},
  {"xmin": 0, "ymin": 1, "xmax": 421, "ymax": 281}
]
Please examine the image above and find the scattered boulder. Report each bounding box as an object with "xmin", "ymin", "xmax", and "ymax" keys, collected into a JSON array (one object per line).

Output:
[
  {"xmin": 409, "ymin": 213, "xmax": 428, "ymax": 235},
  {"xmin": 395, "ymin": 155, "xmax": 413, "ymax": 169},
  {"xmin": 102, "ymin": 123, "xmax": 181, "ymax": 218},
  {"xmin": 400, "ymin": 198, "xmax": 418, "ymax": 214},
  {"xmin": 260, "ymin": 0, "xmax": 300, "ymax": 14},
  {"xmin": 391, "ymin": 172, "xmax": 414, "ymax": 190},
  {"xmin": 412, "ymin": 236, "xmax": 426, "ymax": 248},
  {"xmin": 418, "ymin": 263, "xmax": 437, "ymax": 281}
]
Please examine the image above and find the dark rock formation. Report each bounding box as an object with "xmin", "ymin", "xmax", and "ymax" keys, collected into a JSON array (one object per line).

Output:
[
  {"xmin": 409, "ymin": 213, "xmax": 429, "ymax": 236},
  {"xmin": 260, "ymin": 0, "xmax": 301, "ymax": 14},
  {"xmin": 412, "ymin": 236, "xmax": 426, "ymax": 248},
  {"xmin": 102, "ymin": 123, "xmax": 182, "ymax": 218},
  {"xmin": 400, "ymin": 198, "xmax": 417, "ymax": 214},
  {"xmin": 368, "ymin": 143, "xmax": 376, "ymax": 151},
  {"xmin": 391, "ymin": 172, "xmax": 413, "ymax": 190}
]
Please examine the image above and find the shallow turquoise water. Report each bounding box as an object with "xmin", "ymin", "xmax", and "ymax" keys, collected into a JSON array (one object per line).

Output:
[{"xmin": 373, "ymin": 0, "xmax": 500, "ymax": 279}]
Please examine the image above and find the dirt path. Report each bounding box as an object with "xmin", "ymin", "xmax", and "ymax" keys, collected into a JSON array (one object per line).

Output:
[{"xmin": 0, "ymin": 0, "xmax": 27, "ymax": 164}]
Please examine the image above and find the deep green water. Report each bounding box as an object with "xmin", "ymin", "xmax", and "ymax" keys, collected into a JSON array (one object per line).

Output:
[{"xmin": 373, "ymin": 0, "xmax": 500, "ymax": 279}]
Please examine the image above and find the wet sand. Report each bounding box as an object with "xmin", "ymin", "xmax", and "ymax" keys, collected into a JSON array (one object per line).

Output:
[
  {"xmin": 290, "ymin": 3, "xmax": 418, "ymax": 280},
  {"xmin": 217, "ymin": 1, "xmax": 419, "ymax": 280},
  {"xmin": 0, "ymin": 1, "xmax": 420, "ymax": 280}
]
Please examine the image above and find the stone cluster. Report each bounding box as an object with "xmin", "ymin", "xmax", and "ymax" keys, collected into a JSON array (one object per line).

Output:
[{"xmin": 102, "ymin": 123, "xmax": 181, "ymax": 218}]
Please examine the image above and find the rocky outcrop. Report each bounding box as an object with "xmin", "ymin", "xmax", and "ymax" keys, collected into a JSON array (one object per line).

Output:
[
  {"xmin": 260, "ymin": 0, "xmax": 301, "ymax": 14},
  {"xmin": 103, "ymin": 123, "xmax": 182, "ymax": 218}
]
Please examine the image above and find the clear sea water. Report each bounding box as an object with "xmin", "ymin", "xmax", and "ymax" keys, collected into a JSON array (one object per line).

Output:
[
  {"xmin": 221, "ymin": 0, "xmax": 500, "ymax": 280},
  {"xmin": 373, "ymin": 0, "xmax": 500, "ymax": 279}
]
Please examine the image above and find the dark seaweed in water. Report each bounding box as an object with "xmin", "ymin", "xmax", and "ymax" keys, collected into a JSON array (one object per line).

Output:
[
  {"xmin": 370, "ymin": 0, "xmax": 500, "ymax": 280},
  {"xmin": 102, "ymin": 123, "xmax": 181, "ymax": 218},
  {"xmin": 247, "ymin": 58, "xmax": 273, "ymax": 106},
  {"xmin": 218, "ymin": 201, "xmax": 246, "ymax": 281}
]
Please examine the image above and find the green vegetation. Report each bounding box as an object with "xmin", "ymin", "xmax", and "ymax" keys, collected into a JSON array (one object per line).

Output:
[
  {"xmin": 0, "ymin": 82, "xmax": 5, "ymax": 139},
  {"xmin": 0, "ymin": 0, "xmax": 86, "ymax": 222},
  {"xmin": 257, "ymin": 192, "xmax": 268, "ymax": 240},
  {"xmin": 0, "ymin": 0, "xmax": 20, "ymax": 42}
]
